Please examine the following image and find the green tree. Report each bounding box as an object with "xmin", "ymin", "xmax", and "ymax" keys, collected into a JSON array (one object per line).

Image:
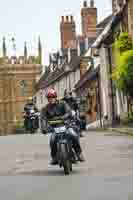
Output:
[
  {"xmin": 114, "ymin": 32, "xmax": 133, "ymax": 53},
  {"xmin": 112, "ymin": 50, "xmax": 133, "ymax": 97}
]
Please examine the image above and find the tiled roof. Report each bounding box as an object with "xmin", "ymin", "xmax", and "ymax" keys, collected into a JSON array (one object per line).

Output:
[
  {"xmin": 97, "ymin": 15, "xmax": 113, "ymax": 29},
  {"xmin": 75, "ymin": 66, "xmax": 100, "ymax": 90},
  {"xmin": 35, "ymin": 15, "xmax": 114, "ymax": 92},
  {"xmin": 92, "ymin": 12, "xmax": 122, "ymax": 48},
  {"xmin": 37, "ymin": 56, "xmax": 81, "ymax": 90}
]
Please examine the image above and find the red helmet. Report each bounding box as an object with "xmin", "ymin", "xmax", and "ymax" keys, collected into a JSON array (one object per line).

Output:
[{"xmin": 46, "ymin": 88, "xmax": 57, "ymax": 98}]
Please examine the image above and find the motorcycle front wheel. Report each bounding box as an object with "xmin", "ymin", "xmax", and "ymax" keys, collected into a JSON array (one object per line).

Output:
[
  {"xmin": 63, "ymin": 160, "xmax": 71, "ymax": 175},
  {"xmin": 59, "ymin": 142, "xmax": 72, "ymax": 175}
]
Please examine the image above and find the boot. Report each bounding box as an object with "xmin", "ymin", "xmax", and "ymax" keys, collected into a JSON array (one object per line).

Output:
[
  {"xmin": 80, "ymin": 132, "xmax": 84, "ymax": 138},
  {"xmin": 50, "ymin": 157, "xmax": 58, "ymax": 165},
  {"xmin": 77, "ymin": 152, "xmax": 85, "ymax": 162}
]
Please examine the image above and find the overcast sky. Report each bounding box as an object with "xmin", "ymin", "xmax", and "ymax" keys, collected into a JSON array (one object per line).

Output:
[{"xmin": 0, "ymin": 0, "xmax": 112, "ymax": 64}]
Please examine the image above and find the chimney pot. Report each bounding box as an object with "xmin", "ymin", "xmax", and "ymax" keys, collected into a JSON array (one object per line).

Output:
[
  {"xmin": 66, "ymin": 16, "xmax": 69, "ymax": 22},
  {"xmin": 90, "ymin": 0, "xmax": 94, "ymax": 7},
  {"xmin": 83, "ymin": 1, "xmax": 88, "ymax": 7},
  {"xmin": 70, "ymin": 15, "xmax": 73, "ymax": 22},
  {"xmin": 61, "ymin": 16, "xmax": 64, "ymax": 22}
]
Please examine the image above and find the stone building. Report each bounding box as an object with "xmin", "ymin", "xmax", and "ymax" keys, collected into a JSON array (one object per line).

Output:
[
  {"xmin": 90, "ymin": 4, "xmax": 132, "ymax": 127},
  {"xmin": 0, "ymin": 38, "xmax": 42, "ymax": 135},
  {"xmin": 75, "ymin": 0, "xmax": 133, "ymax": 127},
  {"xmin": 75, "ymin": 15, "xmax": 112, "ymax": 125}
]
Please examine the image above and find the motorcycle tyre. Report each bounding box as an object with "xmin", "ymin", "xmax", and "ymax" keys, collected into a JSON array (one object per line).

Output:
[{"xmin": 63, "ymin": 160, "xmax": 71, "ymax": 175}]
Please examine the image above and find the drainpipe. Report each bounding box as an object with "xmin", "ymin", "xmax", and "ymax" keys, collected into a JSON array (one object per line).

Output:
[
  {"xmin": 98, "ymin": 73, "xmax": 102, "ymax": 128},
  {"xmin": 107, "ymin": 46, "xmax": 115, "ymax": 127},
  {"xmin": 127, "ymin": 95, "xmax": 130, "ymax": 118}
]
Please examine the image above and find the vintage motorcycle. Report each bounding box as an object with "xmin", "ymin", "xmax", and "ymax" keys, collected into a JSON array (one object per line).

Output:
[
  {"xmin": 23, "ymin": 109, "xmax": 39, "ymax": 134},
  {"xmin": 48, "ymin": 119, "xmax": 77, "ymax": 175}
]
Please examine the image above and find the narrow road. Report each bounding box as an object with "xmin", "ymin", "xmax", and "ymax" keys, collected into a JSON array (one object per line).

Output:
[{"xmin": 0, "ymin": 131, "xmax": 133, "ymax": 199}]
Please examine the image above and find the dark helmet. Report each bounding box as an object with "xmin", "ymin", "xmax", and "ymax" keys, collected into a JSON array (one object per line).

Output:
[{"xmin": 64, "ymin": 89, "xmax": 71, "ymax": 99}]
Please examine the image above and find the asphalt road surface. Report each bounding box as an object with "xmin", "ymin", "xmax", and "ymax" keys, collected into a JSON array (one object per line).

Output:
[{"xmin": 0, "ymin": 131, "xmax": 133, "ymax": 199}]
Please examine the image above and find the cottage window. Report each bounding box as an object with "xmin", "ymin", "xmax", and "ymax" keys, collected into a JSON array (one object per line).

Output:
[
  {"xmin": 40, "ymin": 91, "xmax": 43, "ymax": 104},
  {"xmin": 33, "ymin": 96, "xmax": 37, "ymax": 104}
]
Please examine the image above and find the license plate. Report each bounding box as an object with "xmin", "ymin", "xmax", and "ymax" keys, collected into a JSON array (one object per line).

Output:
[{"xmin": 54, "ymin": 126, "xmax": 66, "ymax": 133}]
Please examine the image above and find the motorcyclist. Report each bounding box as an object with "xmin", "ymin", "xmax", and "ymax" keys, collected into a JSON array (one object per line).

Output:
[
  {"xmin": 63, "ymin": 90, "xmax": 83, "ymax": 136},
  {"xmin": 40, "ymin": 88, "xmax": 85, "ymax": 165},
  {"xmin": 24, "ymin": 97, "xmax": 39, "ymax": 130},
  {"xmin": 63, "ymin": 90, "xmax": 78, "ymax": 112}
]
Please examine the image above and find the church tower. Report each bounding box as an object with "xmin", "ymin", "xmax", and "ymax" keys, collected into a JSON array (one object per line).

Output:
[
  {"xmin": 2, "ymin": 37, "xmax": 7, "ymax": 57},
  {"xmin": 38, "ymin": 36, "xmax": 42, "ymax": 64},
  {"xmin": 24, "ymin": 41, "xmax": 28, "ymax": 62}
]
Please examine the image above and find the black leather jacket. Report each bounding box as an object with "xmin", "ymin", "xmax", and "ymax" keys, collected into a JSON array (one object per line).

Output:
[
  {"xmin": 63, "ymin": 97, "xmax": 79, "ymax": 111},
  {"xmin": 40, "ymin": 101, "xmax": 71, "ymax": 131}
]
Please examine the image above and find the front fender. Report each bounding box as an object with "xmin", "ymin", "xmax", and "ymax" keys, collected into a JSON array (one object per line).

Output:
[{"xmin": 57, "ymin": 142, "xmax": 69, "ymax": 163}]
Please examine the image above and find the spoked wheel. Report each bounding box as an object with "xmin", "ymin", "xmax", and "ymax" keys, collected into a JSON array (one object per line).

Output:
[{"xmin": 64, "ymin": 160, "xmax": 71, "ymax": 175}]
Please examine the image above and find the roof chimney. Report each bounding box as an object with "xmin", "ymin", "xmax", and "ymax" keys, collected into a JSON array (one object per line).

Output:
[
  {"xmin": 81, "ymin": 0, "xmax": 97, "ymax": 38},
  {"xmin": 60, "ymin": 15, "xmax": 76, "ymax": 49},
  {"xmin": 66, "ymin": 16, "xmax": 69, "ymax": 22}
]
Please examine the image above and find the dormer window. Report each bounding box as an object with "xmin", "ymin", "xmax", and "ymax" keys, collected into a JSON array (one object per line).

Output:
[{"xmin": 93, "ymin": 49, "xmax": 99, "ymax": 57}]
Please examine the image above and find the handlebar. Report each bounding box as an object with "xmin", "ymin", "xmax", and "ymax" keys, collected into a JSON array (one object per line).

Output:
[{"xmin": 48, "ymin": 119, "xmax": 64, "ymax": 125}]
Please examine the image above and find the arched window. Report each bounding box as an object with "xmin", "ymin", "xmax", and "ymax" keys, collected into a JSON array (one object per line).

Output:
[
  {"xmin": 20, "ymin": 80, "xmax": 27, "ymax": 96},
  {"xmin": 40, "ymin": 90, "xmax": 43, "ymax": 104}
]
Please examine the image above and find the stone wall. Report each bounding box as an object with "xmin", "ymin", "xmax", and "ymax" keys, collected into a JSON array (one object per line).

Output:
[{"xmin": 0, "ymin": 63, "xmax": 42, "ymax": 135}]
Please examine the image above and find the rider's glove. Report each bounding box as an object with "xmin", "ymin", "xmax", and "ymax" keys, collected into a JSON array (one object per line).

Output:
[{"xmin": 47, "ymin": 125, "xmax": 53, "ymax": 133}]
